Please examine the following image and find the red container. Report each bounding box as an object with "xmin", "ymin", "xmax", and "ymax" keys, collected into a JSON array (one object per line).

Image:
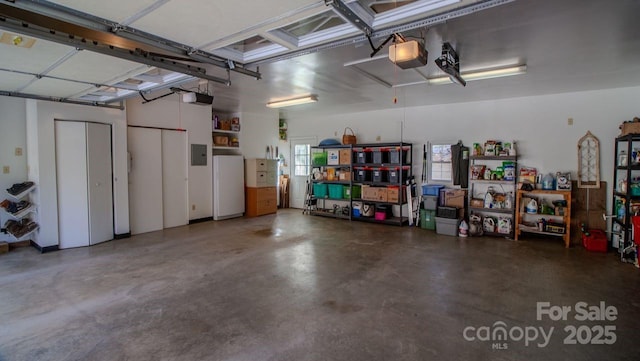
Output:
[
  {"xmin": 582, "ymin": 229, "xmax": 607, "ymax": 252},
  {"xmin": 632, "ymin": 216, "xmax": 640, "ymax": 246}
]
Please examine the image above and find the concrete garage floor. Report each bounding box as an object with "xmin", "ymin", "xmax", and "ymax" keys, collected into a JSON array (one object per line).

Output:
[{"xmin": 1, "ymin": 209, "xmax": 639, "ymax": 361}]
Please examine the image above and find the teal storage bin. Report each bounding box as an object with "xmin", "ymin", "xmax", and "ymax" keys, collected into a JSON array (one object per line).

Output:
[
  {"xmin": 328, "ymin": 184, "xmax": 343, "ymax": 199},
  {"xmin": 313, "ymin": 183, "xmax": 328, "ymax": 198}
]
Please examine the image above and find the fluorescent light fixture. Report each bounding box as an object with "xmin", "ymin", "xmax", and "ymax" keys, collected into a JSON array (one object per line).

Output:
[
  {"xmin": 266, "ymin": 94, "xmax": 318, "ymax": 108},
  {"xmin": 428, "ymin": 65, "xmax": 527, "ymax": 85},
  {"xmin": 389, "ymin": 40, "xmax": 428, "ymax": 69}
]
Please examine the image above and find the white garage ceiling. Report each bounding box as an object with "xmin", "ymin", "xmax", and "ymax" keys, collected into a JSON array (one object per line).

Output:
[{"xmin": 0, "ymin": 0, "xmax": 639, "ymax": 115}]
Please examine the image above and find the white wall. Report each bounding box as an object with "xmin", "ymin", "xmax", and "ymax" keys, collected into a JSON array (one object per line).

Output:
[
  {"xmin": 239, "ymin": 110, "xmax": 279, "ymax": 159},
  {"xmin": 126, "ymin": 95, "xmax": 213, "ymax": 220},
  {"xmin": 286, "ymin": 86, "xmax": 640, "ymax": 212},
  {"xmin": 26, "ymin": 99, "xmax": 129, "ymax": 248},
  {"xmin": 0, "ymin": 97, "xmax": 28, "ymax": 242}
]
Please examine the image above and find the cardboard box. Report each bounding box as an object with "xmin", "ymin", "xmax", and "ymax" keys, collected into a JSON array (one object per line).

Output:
[
  {"xmin": 339, "ymin": 171, "xmax": 352, "ymax": 181},
  {"xmin": 443, "ymin": 189, "xmax": 467, "ymax": 209},
  {"xmin": 327, "ymin": 150, "xmax": 339, "ymax": 165},
  {"xmin": 387, "ymin": 186, "xmax": 406, "ymax": 203},
  {"xmin": 339, "ymin": 149, "xmax": 351, "ymax": 165},
  {"xmin": 362, "ymin": 185, "xmax": 387, "ymax": 202}
]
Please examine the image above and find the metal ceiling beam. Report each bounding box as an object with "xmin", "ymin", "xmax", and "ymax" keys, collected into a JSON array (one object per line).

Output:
[
  {"xmin": 0, "ymin": 67, "xmax": 146, "ymax": 92},
  {"xmin": 2, "ymin": 0, "xmax": 261, "ymax": 80},
  {"xmin": 249, "ymin": 0, "xmax": 515, "ymax": 67},
  {"xmin": 325, "ymin": 0, "xmax": 373, "ymax": 36},
  {"xmin": 0, "ymin": 90, "xmax": 124, "ymax": 109},
  {"xmin": 0, "ymin": 15, "xmax": 232, "ymax": 85}
]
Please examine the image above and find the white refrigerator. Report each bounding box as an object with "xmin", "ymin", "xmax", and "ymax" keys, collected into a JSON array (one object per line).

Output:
[{"xmin": 213, "ymin": 155, "xmax": 245, "ymax": 220}]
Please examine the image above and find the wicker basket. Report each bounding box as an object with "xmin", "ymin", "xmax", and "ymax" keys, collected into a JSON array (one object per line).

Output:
[
  {"xmin": 342, "ymin": 127, "xmax": 357, "ymax": 145},
  {"xmin": 213, "ymin": 135, "xmax": 229, "ymax": 146},
  {"xmin": 620, "ymin": 117, "xmax": 640, "ymax": 136}
]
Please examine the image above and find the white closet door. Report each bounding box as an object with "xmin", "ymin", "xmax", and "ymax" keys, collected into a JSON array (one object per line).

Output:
[
  {"xmin": 86, "ymin": 122, "xmax": 113, "ymax": 244},
  {"xmin": 55, "ymin": 121, "xmax": 90, "ymax": 249},
  {"xmin": 213, "ymin": 155, "xmax": 245, "ymax": 219},
  {"xmin": 128, "ymin": 127, "xmax": 163, "ymax": 235},
  {"xmin": 161, "ymin": 129, "xmax": 188, "ymax": 228}
]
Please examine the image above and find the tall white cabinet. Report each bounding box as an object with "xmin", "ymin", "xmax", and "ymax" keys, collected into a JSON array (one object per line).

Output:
[
  {"xmin": 213, "ymin": 155, "xmax": 245, "ymax": 220},
  {"xmin": 127, "ymin": 126, "xmax": 188, "ymax": 235},
  {"xmin": 55, "ymin": 121, "xmax": 113, "ymax": 249}
]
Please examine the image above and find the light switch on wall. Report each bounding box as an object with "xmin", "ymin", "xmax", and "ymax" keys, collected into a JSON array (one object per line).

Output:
[
  {"xmin": 15, "ymin": 147, "xmax": 22, "ymax": 156},
  {"xmin": 3, "ymin": 166, "xmax": 9, "ymax": 174}
]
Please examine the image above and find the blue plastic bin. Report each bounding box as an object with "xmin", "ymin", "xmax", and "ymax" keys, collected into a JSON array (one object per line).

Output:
[{"xmin": 422, "ymin": 184, "xmax": 445, "ymax": 196}]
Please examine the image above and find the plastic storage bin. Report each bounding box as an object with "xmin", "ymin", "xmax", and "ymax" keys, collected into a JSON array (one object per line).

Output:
[
  {"xmin": 436, "ymin": 217, "xmax": 460, "ymax": 236},
  {"xmin": 372, "ymin": 149, "xmax": 389, "ymax": 164},
  {"xmin": 343, "ymin": 185, "xmax": 361, "ymax": 199},
  {"xmin": 389, "ymin": 148, "xmax": 410, "ymax": 164},
  {"xmin": 582, "ymin": 229, "xmax": 607, "ymax": 252},
  {"xmin": 328, "ymin": 184, "xmax": 343, "ymax": 199},
  {"xmin": 313, "ymin": 183, "xmax": 328, "ymax": 198},
  {"xmin": 355, "ymin": 149, "xmax": 372, "ymax": 164},
  {"xmin": 355, "ymin": 168, "xmax": 372, "ymax": 182},
  {"xmin": 423, "ymin": 195, "xmax": 438, "ymax": 210},
  {"xmin": 312, "ymin": 152, "xmax": 327, "ymax": 166},
  {"xmin": 436, "ymin": 206, "xmax": 458, "ymax": 219},
  {"xmin": 422, "ymin": 184, "xmax": 445, "ymax": 196},
  {"xmin": 389, "ymin": 167, "xmax": 409, "ymax": 184},
  {"xmin": 372, "ymin": 168, "xmax": 389, "ymax": 183},
  {"xmin": 420, "ymin": 209, "xmax": 436, "ymax": 230}
]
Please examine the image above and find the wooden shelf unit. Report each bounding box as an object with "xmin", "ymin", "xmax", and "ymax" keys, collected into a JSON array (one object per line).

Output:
[{"xmin": 515, "ymin": 189, "xmax": 572, "ymax": 247}]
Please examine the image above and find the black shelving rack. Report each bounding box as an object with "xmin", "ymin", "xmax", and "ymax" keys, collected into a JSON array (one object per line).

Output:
[
  {"xmin": 612, "ymin": 134, "xmax": 640, "ymax": 260},
  {"xmin": 309, "ymin": 142, "xmax": 413, "ymax": 226}
]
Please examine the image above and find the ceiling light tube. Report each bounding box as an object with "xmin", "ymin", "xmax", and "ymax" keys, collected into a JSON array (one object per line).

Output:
[
  {"xmin": 428, "ymin": 65, "xmax": 527, "ymax": 85},
  {"xmin": 266, "ymin": 94, "xmax": 318, "ymax": 108}
]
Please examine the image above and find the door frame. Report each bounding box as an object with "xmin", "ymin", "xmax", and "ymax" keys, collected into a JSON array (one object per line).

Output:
[{"xmin": 289, "ymin": 136, "xmax": 317, "ymax": 209}]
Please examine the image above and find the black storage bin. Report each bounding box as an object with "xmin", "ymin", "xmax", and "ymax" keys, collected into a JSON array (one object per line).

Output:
[
  {"xmin": 372, "ymin": 168, "xmax": 389, "ymax": 183},
  {"xmin": 355, "ymin": 149, "xmax": 372, "ymax": 164},
  {"xmin": 389, "ymin": 167, "xmax": 409, "ymax": 184},
  {"xmin": 372, "ymin": 149, "xmax": 389, "ymax": 164},
  {"xmin": 390, "ymin": 148, "xmax": 410, "ymax": 164},
  {"xmin": 355, "ymin": 168, "xmax": 371, "ymax": 182},
  {"xmin": 436, "ymin": 206, "xmax": 458, "ymax": 219}
]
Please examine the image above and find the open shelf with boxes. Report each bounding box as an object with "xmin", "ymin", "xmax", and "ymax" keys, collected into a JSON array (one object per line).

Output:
[
  {"xmin": 212, "ymin": 110, "xmax": 240, "ymax": 152},
  {"xmin": 308, "ymin": 142, "xmax": 412, "ymax": 226},
  {"xmin": 468, "ymin": 154, "xmax": 518, "ymax": 238},
  {"xmin": 310, "ymin": 145, "xmax": 355, "ymax": 220},
  {"xmin": 351, "ymin": 143, "xmax": 412, "ymax": 226},
  {"xmin": 514, "ymin": 189, "xmax": 572, "ymax": 247}
]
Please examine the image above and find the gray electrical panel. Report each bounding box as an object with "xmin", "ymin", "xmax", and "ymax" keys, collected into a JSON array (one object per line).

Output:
[{"xmin": 191, "ymin": 144, "xmax": 207, "ymax": 166}]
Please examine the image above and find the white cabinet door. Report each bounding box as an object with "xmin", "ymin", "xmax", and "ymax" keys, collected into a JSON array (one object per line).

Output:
[
  {"xmin": 86, "ymin": 122, "xmax": 113, "ymax": 245},
  {"xmin": 161, "ymin": 129, "xmax": 188, "ymax": 228},
  {"xmin": 213, "ymin": 155, "xmax": 245, "ymax": 219},
  {"xmin": 55, "ymin": 121, "xmax": 90, "ymax": 249},
  {"xmin": 128, "ymin": 127, "xmax": 163, "ymax": 235}
]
